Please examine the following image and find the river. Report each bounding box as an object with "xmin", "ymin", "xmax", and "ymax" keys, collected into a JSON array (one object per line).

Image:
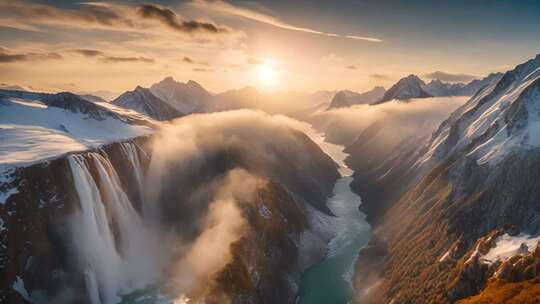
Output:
[
  {"xmin": 297, "ymin": 130, "xmax": 372, "ymax": 304},
  {"xmin": 119, "ymin": 129, "xmax": 372, "ymax": 304}
]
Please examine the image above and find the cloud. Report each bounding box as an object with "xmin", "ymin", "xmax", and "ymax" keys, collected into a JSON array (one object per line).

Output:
[
  {"xmin": 0, "ymin": 1, "xmax": 133, "ymax": 31},
  {"xmin": 0, "ymin": 1, "xmax": 238, "ymax": 39},
  {"xmin": 424, "ymin": 71, "xmax": 478, "ymax": 83},
  {"xmin": 311, "ymin": 97, "xmax": 468, "ymax": 146},
  {"xmin": 0, "ymin": 49, "xmax": 63, "ymax": 63},
  {"xmin": 69, "ymin": 48, "xmax": 155, "ymax": 64},
  {"xmin": 347, "ymin": 65, "xmax": 357, "ymax": 70},
  {"xmin": 138, "ymin": 4, "xmax": 229, "ymax": 34},
  {"xmin": 246, "ymin": 57, "xmax": 262, "ymax": 65},
  {"xmin": 99, "ymin": 56, "xmax": 155, "ymax": 64},
  {"xmin": 193, "ymin": 67, "xmax": 214, "ymax": 72},
  {"xmin": 369, "ymin": 73, "xmax": 391, "ymax": 81},
  {"xmin": 193, "ymin": 0, "xmax": 382, "ymax": 42},
  {"xmin": 72, "ymin": 49, "xmax": 105, "ymax": 57}
]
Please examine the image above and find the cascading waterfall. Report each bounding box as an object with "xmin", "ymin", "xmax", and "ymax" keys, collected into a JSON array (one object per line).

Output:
[
  {"xmin": 67, "ymin": 144, "xmax": 161, "ymax": 304},
  {"xmin": 119, "ymin": 143, "xmax": 145, "ymax": 203}
]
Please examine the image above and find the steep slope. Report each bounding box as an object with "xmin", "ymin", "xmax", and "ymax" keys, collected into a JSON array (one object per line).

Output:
[
  {"xmin": 327, "ymin": 91, "xmax": 350, "ymax": 109},
  {"xmin": 424, "ymin": 73, "xmax": 503, "ymax": 97},
  {"xmin": 150, "ymin": 77, "xmax": 212, "ymax": 113},
  {"xmin": 0, "ymin": 93, "xmax": 154, "ymax": 171},
  {"xmin": 327, "ymin": 87, "xmax": 386, "ymax": 110},
  {"xmin": 423, "ymin": 79, "xmax": 466, "ymax": 97},
  {"xmin": 378, "ymin": 75, "xmax": 432, "ymax": 103},
  {"xmin": 112, "ymin": 86, "xmax": 183, "ymax": 121},
  {"xmin": 1, "ymin": 109, "xmax": 340, "ymax": 304},
  {"xmin": 457, "ymin": 72, "xmax": 504, "ymax": 96},
  {"xmin": 352, "ymin": 54, "xmax": 540, "ymax": 303}
]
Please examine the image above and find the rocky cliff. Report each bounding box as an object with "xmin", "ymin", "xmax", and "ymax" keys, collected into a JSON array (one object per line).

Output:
[
  {"xmin": 350, "ymin": 55, "xmax": 540, "ymax": 303},
  {"xmin": 1, "ymin": 118, "xmax": 339, "ymax": 303}
]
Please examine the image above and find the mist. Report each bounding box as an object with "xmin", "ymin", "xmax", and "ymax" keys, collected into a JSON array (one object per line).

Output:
[
  {"xmin": 133, "ymin": 109, "xmax": 339, "ymax": 301},
  {"xmin": 309, "ymin": 97, "xmax": 468, "ymax": 147}
]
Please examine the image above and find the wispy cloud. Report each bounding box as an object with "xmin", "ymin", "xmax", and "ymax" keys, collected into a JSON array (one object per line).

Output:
[
  {"xmin": 0, "ymin": 1, "xmax": 239, "ymax": 39},
  {"xmin": 192, "ymin": 0, "xmax": 382, "ymax": 42},
  {"xmin": 137, "ymin": 4, "xmax": 229, "ymax": 34},
  {"xmin": 424, "ymin": 71, "xmax": 477, "ymax": 83},
  {"xmin": 71, "ymin": 49, "xmax": 105, "ymax": 57},
  {"xmin": 369, "ymin": 73, "xmax": 391, "ymax": 81},
  {"xmin": 0, "ymin": 48, "xmax": 63, "ymax": 63},
  {"xmin": 99, "ymin": 56, "xmax": 155, "ymax": 64}
]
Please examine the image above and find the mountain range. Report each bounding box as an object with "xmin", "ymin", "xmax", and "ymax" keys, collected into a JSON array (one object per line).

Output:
[
  {"xmin": 346, "ymin": 54, "xmax": 540, "ymax": 303},
  {"xmin": 378, "ymin": 72, "xmax": 503, "ymax": 103},
  {"xmin": 327, "ymin": 87, "xmax": 386, "ymax": 110}
]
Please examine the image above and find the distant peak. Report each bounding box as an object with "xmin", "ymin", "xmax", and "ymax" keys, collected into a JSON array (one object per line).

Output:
[
  {"xmin": 159, "ymin": 76, "xmax": 177, "ymax": 85},
  {"xmin": 134, "ymin": 85, "xmax": 148, "ymax": 94},
  {"xmin": 186, "ymin": 80, "xmax": 204, "ymax": 89},
  {"xmin": 404, "ymin": 74, "xmax": 422, "ymax": 82}
]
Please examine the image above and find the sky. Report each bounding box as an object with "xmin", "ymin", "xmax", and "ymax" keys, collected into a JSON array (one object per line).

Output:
[{"xmin": 0, "ymin": 0, "xmax": 539, "ymax": 95}]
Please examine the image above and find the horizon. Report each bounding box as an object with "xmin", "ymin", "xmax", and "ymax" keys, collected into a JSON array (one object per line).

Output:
[
  {"xmin": 0, "ymin": 68, "xmax": 512, "ymax": 100},
  {"xmin": 1, "ymin": 0, "xmax": 539, "ymax": 94}
]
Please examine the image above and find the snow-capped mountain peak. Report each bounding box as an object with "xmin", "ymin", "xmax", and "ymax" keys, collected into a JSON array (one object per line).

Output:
[
  {"xmin": 419, "ymin": 54, "xmax": 540, "ymax": 166},
  {"xmin": 112, "ymin": 86, "xmax": 182, "ymax": 121},
  {"xmin": 378, "ymin": 74, "xmax": 431, "ymax": 103},
  {"xmin": 149, "ymin": 77, "xmax": 212, "ymax": 113}
]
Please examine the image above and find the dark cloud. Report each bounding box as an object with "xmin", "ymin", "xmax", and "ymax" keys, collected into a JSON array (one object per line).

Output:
[
  {"xmin": 99, "ymin": 56, "xmax": 155, "ymax": 64},
  {"xmin": 347, "ymin": 65, "xmax": 357, "ymax": 70},
  {"xmin": 137, "ymin": 4, "xmax": 228, "ymax": 34},
  {"xmin": 369, "ymin": 73, "xmax": 391, "ymax": 80},
  {"xmin": 183, "ymin": 56, "xmax": 194, "ymax": 63},
  {"xmin": 0, "ymin": 53, "xmax": 27, "ymax": 63},
  {"xmin": 246, "ymin": 57, "xmax": 261, "ymax": 65},
  {"xmin": 0, "ymin": 2, "xmax": 132, "ymax": 29},
  {"xmin": 72, "ymin": 49, "xmax": 105, "ymax": 57},
  {"xmin": 0, "ymin": 50, "xmax": 63, "ymax": 63},
  {"xmin": 424, "ymin": 71, "xmax": 477, "ymax": 83}
]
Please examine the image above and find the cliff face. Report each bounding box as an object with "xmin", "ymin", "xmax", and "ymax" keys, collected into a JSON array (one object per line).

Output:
[
  {"xmin": 350, "ymin": 55, "xmax": 540, "ymax": 303},
  {"xmin": 1, "ymin": 124, "xmax": 339, "ymax": 303},
  {"xmin": 0, "ymin": 137, "xmax": 152, "ymax": 303}
]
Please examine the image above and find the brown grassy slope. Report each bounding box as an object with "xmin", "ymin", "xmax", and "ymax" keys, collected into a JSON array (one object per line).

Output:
[{"xmin": 458, "ymin": 277, "xmax": 540, "ymax": 304}]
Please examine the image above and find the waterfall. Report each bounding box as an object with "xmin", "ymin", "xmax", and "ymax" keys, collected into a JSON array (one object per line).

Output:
[
  {"xmin": 119, "ymin": 143, "xmax": 145, "ymax": 202},
  {"xmin": 68, "ymin": 149, "xmax": 161, "ymax": 304}
]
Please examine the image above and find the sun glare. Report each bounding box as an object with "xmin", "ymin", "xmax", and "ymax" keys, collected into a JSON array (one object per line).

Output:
[{"xmin": 258, "ymin": 59, "xmax": 279, "ymax": 87}]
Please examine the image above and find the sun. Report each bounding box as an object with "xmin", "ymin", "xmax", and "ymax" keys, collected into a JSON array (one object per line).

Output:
[{"xmin": 257, "ymin": 59, "xmax": 279, "ymax": 87}]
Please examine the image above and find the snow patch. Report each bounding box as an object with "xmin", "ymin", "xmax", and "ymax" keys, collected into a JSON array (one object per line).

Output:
[
  {"xmin": 0, "ymin": 96, "xmax": 153, "ymax": 172},
  {"xmin": 481, "ymin": 233, "xmax": 540, "ymax": 264}
]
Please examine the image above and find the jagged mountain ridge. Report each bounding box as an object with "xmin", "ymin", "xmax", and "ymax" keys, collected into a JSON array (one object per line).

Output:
[
  {"xmin": 378, "ymin": 74, "xmax": 432, "ymax": 103},
  {"xmin": 327, "ymin": 86, "xmax": 386, "ymax": 110},
  {"xmin": 112, "ymin": 86, "xmax": 183, "ymax": 121},
  {"xmin": 424, "ymin": 72, "xmax": 503, "ymax": 97},
  {"xmin": 0, "ymin": 89, "xmax": 143, "ymax": 123},
  {"xmin": 150, "ymin": 77, "xmax": 213, "ymax": 113},
  {"xmin": 350, "ymin": 54, "xmax": 540, "ymax": 303},
  {"xmin": 377, "ymin": 73, "xmax": 503, "ymax": 104}
]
